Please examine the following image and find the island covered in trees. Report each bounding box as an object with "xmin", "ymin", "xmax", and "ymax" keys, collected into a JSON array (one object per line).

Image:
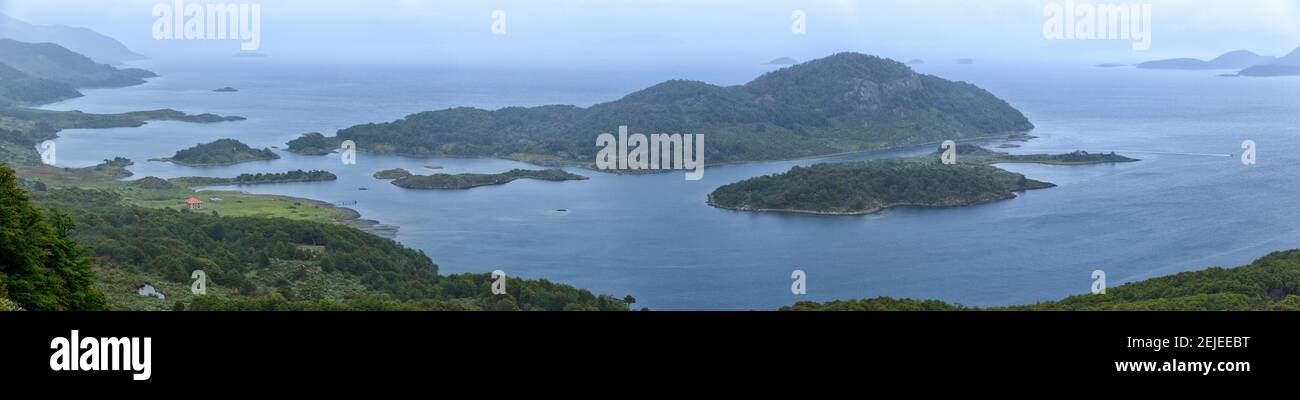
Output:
[
  {"xmin": 708, "ymin": 145, "xmax": 1137, "ymax": 215},
  {"xmin": 387, "ymin": 168, "xmax": 587, "ymax": 190},
  {"xmin": 372, "ymin": 168, "xmax": 413, "ymax": 180},
  {"xmin": 285, "ymin": 52, "xmax": 1033, "ymax": 166},
  {"xmin": 153, "ymin": 138, "xmax": 280, "ymax": 166}
]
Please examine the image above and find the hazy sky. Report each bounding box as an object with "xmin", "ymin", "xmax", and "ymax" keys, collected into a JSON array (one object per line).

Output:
[{"xmin": 2, "ymin": 0, "xmax": 1298, "ymax": 68}]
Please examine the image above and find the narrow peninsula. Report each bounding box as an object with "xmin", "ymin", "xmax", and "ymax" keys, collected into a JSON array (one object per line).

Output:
[{"xmin": 390, "ymin": 168, "xmax": 586, "ymax": 190}]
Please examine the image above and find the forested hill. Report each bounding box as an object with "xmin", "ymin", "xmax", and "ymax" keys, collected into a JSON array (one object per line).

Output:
[
  {"xmin": 783, "ymin": 250, "xmax": 1300, "ymax": 311},
  {"xmin": 0, "ymin": 38, "xmax": 156, "ymax": 89},
  {"xmin": 306, "ymin": 52, "xmax": 1032, "ymax": 165},
  {"xmin": 0, "ymin": 62, "xmax": 83, "ymax": 105}
]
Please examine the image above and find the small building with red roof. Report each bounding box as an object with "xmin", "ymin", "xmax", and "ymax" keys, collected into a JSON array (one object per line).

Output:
[{"xmin": 186, "ymin": 196, "xmax": 203, "ymax": 210}]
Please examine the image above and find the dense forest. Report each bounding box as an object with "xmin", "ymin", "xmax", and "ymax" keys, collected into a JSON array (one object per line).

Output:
[
  {"xmin": 709, "ymin": 159, "xmax": 1052, "ymax": 214},
  {"xmin": 297, "ymin": 53, "xmax": 1032, "ymax": 165},
  {"xmin": 391, "ymin": 168, "xmax": 587, "ymax": 190},
  {"xmin": 784, "ymin": 250, "xmax": 1300, "ymax": 311},
  {"xmin": 0, "ymin": 164, "xmax": 105, "ymax": 311},
  {"xmin": 159, "ymin": 138, "xmax": 280, "ymax": 166}
]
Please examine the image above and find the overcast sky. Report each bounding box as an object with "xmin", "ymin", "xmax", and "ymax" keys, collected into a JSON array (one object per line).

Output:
[{"xmin": 2, "ymin": 0, "xmax": 1298, "ymax": 68}]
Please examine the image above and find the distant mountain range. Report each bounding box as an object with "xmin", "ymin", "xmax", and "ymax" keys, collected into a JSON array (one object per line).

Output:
[
  {"xmin": 298, "ymin": 52, "xmax": 1033, "ymax": 165},
  {"xmin": 0, "ymin": 39, "xmax": 157, "ymax": 105},
  {"xmin": 0, "ymin": 13, "xmax": 144, "ymax": 65},
  {"xmin": 1138, "ymin": 47, "xmax": 1300, "ymax": 77},
  {"xmin": 1138, "ymin": 50, "xmax": 1275, "ymax": 70},
  {"xmin": 1237, "ymin": 47, "xmax": 1300, "ymax": 77}
]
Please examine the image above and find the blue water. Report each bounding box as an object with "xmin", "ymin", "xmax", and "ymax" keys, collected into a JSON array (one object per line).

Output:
[{"xmin": 42, "ymin": 58, "xmax": 1300, "ymax": 310}]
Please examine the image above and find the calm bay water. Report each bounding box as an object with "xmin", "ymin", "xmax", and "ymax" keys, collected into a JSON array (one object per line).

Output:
[{"xmin": 43, "ymin": 58, "xmax": 1300, "ymax": 310}]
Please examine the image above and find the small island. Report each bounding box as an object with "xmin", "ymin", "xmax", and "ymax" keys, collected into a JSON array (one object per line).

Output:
[
  {"xmin": 708, "ymin": 145, "xmax": 1137, "ymax": 216},
  {"xmin": 957, "ymin": 58, "xmax": 975, "ymax": 65},
  {"xmin": 390, "ymin": 168, "xmax": 587, "ymax": 190},
  {"xmin": 764, "ymin": 57, "xmax": 799, "ymax": 65},
  {"xmin": 285, "ymin": 132, "xmax": 341, "ymax": 155},
  {"xmin": 373, "ymin": 168, "xmax": 412, "ymax": 180},
  {"xmin": 1095, "ymin": 63, "xmax": 1127, "ymax": 68},
  {"xmin": 213, "ymin": 87, "xmax": 238, "ymax": 92},
  {"xmin": 151, "ymin": 138, "xmax": 280, "ymax": 166},
  {"xmin": 172, "ymin": 169, "xmax": 337, "ymax": 186},
  {"xmin": 708, "ymin": 160, "xmax": 1053, "ymax": 215}
]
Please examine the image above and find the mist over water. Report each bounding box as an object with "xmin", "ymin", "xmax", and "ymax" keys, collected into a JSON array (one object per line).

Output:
[{"xmin": 43, "ymin": 57, "xmax": 1300, "ymax": 310}]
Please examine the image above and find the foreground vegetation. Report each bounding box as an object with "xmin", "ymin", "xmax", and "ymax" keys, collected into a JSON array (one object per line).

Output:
[
  {"xmin": 2, "ymin": 164, "xmax": 631, "ymax": 311},
  {"xmin": 784, "ymin": 250, "xmax": 1300, "ymax": 311},
  {"xmin": 0, "ymin": 164, "xmax": 104, "ymax": 310}
]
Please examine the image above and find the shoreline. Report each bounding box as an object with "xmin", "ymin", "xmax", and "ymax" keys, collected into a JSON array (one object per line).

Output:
[{"xmin": 283, "ymin": 196, "xmax": 397, "ymax": 238}]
